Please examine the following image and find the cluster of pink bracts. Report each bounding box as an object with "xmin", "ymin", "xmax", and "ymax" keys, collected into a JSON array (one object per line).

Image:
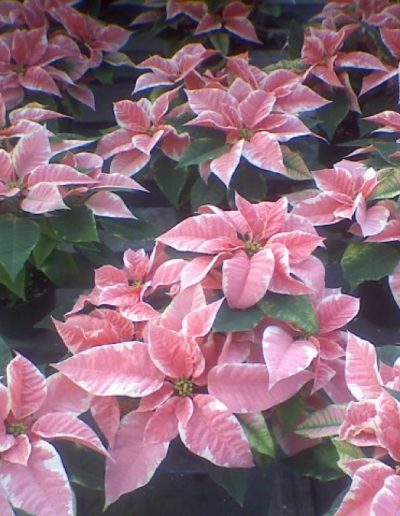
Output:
[{"xmin": 1, "ymin": 0, "xmax": 400, "ymax": 514}]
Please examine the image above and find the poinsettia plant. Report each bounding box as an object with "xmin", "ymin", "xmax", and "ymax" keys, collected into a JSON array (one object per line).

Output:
[{"xmin": 0, "ymin": 0, "xmax": 399, "ymax": 514}]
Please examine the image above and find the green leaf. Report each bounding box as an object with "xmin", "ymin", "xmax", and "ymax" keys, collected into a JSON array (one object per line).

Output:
[
  {"xmin": 206, "ymin": 464, "xmax": 248, "ymax": 507},
  {"xmin": 317, "ymin": 94, "xmax": 350, "ymax": 140},
  {"xmin": 331, "ymin": 438, "xmax": 365, "ymax": 463},
  {"xmin": 0, "ymin": 265, "xmax": 25, "ymax": 299},
  {"xmin": 370, "ymin": 167, "xmax": 400, "ymax": 200},
  {"xmin": 49, "ymin": 207, "xmax": 98, "ymax": 243},
  {"xmin": 0, "ymin": 336, "xmax": 12, "ymax": 375},
  {"xmin": 210, "ymin": 31, "xmax": 230, "ymax": 55},
  {"xmin": 0, "ymin": 216, "xmax": 40, "ymax": 280},
  {"xmin": 238, "ymin": 413, "xmax": 275, "ymax": 458},
  {"xmin": 276, "ymin": 385, "xmax": 310, "ymax": 432},
  {"xmin": 56, "ymin": 442, "xmax": 105, "ymax": 491},
  {"xmin": 295, "ymin": 405, "xmax": 347, "ymax": 439},
  {"xmin": 179, "ymin": 138, "xmax": 229, "ymax": 167},
  {"xmin": 283, "ymin": 440, "xmax": 343, "ymax": 481},
  {"xmin": 263, "ymin": 59, "xmax": 306, "ymax": 73},
  {"xmin": 100, "ymin": 218, "xmax": 162, "ymax": 241},
  {"xmin": 190, "ymin": 176, "xmax": 225, "ymax": 211},
  {"xmin": 341, "ymin": 242, "xmax": 400, "ymax": 290},
  {"xmin": 384, "ymin": 386, "xmax": 400, "ymax": 403},
  {"xmin": 323, "ymin": 488, "xmax": 349, "ymax": 516},
  {"xmin": 258, "ymin": 293, "xmax": 319, "ymax": 335},
  {"xmin": 213, "ymin": 300, "xmax": 264, "ymax": 332},
  {"xmin": 93, "ymin": 65, "xmax": 113, "ymax": 85},
  {"xmin": 377, "ymin": 345, "xmax": 400, "ymax": 366},
  {"xmin": 39, "ymin": 250, "xmax": 79, "ymax": 286},
  {"xmin": 281, "ymin": 145, "xmax": 312, "ymax": 180},
  {"xmin": 103, "ymin": 51, "xmax": 134, "ymax": 67},
  {"xmin": 154, "ymin": 163, "xmax": 189, "ymax": 208},
  {"xmin": 288, "ymin": 20, "xmax": 304, "ymax": 59},
  {"xmin": 231, "ymin": 166, "xmax": 268, "ymax": 202},
  {"xmin": 32, "ymin": 234, "xmax": 57, "ymax": 268}
]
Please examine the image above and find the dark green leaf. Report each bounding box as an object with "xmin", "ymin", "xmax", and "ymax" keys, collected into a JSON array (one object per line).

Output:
[
  {"xmin": 213, "ymin": 300, "xmax": 264, "ymax": 332},
  {"xmin": 341, "ymin": 242, "xmax": 400, "ymax": 290},
  {"xmin": 281, "ymin": 145, "xmax": 312, "ymax": 180},
  {"xmin": 239, "ymin": 413, "xmax": 275, "ymax": 458},
  {"xmin": 231, "ymin": 167, "xmax": 268, "ymax": 202},
  {"xmin": 276, "ymin": 385, "xmax": 311, "ymax": 432},
  {"xmin": 288, "ymin": 20, "xmax": 304, "ymax": 59},
  {"xmin": 206, "ymin": 464, "xmax": 248, "ymax": 507},
  {"xmin": 385, "ymin": 386, "xmax": 400, "ymax": 403},
  {"xmin": 283, "ymin": 440, "xmax": 343, "ymax": 481},
  {"xmin": 0, "ymin": 216, "xmax": 40, "ymax": 280},
  {"xmin": 263, "ymin": 59, "xmax": 306, "ymax": 73},
  {"xmin": 323, "ymin": 487, "xmax": 349, "ymax": 516},
  {"xmin": 378, "ymin": 345, "xmax": 400, "ymax": 366},
  {"xmin": 0, "ymin": 265, "xmax": 25, "ymax": 299},
  {"xmin": 0, "ymin": 336, "xmax": 12, "ymax": 375},
  {"xmin": 190, "ymin": 176, "xmax": 225, "ymax": 211},
  {"xmin": 258, "ymin": 293, "xmax": 319, "ymax": 335},
  {"xmin": 40, "ymin": 250, "xmax": 79, "ymax": 286},
  {"xmin": 56, "ymin": 442, "xmax": 105, "ymax": 491},
  {"xmin": 100, "ymin": 218, "xmax": 162, "ymax": 241},
  {"xmin": 370, "ymin": 167, "xmax": 400, "ymax": 200},
  {"xmin": 93, "ymin": 65, "xmax": 113, "ymax": 85},
  {"xmin": 154, "ymin": 163, "xmax": 189, "ymax": 208},
  {"xmin": 32, "ymin": 234, "xmax": 57, "ymax": 268},
  {"xmin": 317, "ymin": 94, "xmax": 349, "ymax": 140},
  {"xmin": 179, "ymin": 139, "xmax": 229, "ymax": 168},
  {"xmin": 49, "ymin": 207, "xmax": 98, "ymax": 243},
  {"xmin": 210, "ymin": 31, "xmax": 230, "ymax": 55},
  {"xmin": 331, "ymin": 438, "xmax": 364, "ymax": 462}
]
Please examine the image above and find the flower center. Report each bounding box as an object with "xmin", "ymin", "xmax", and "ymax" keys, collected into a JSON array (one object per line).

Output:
[
  {"xmin": 7, "ymin": 421, "xmax": 28, "ymax": 437},
  {"xmin": 243, "ymin": 239, "xmax": 262, "ymax": 256},
  {"xmin": 5, "ymin": 181, "xmax": 19, "ymax": 190},
  {"xmin": 239, "ymin": 128, "xmax": 253, "ymax": 141},
  {"xmin": 173, "ymin": 378, "xmax": 194, "ymax": 397},
  {"xmin": 130, "ymin": 280, "xmax": 143, "ymax": 289}
]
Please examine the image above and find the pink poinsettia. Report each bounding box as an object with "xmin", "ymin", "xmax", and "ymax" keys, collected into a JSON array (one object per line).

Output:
[
  {"xmin": 291, "ymin": 159, "xmax": 389, "ymax": 236},
  {"xmin": 194, "ymin": 1, "xmax": 260, "ymax": 43},
  {"xmin": 0, "ymin": 25, "xmax": 73, "ymax": 108},
  {"xmin": 335, "ymin": 459, "xmax": 400, "ymax": 515},
  {"xmin": 166, "ymin": 0, "xmax": 207, "ymax": 22},
  {"xmin": 0, "ymin": 353, "xmax": 107, "ymax": 516},
  {"xmin": 185, "ymin": 79, "xmax": 313, "ymax": 185},
  {"xmin": 51, "ymin": 6, "xmax": 131, "ymax": 69},
  {"xmin": 301, "ymin": 25, "xmax": 386, "ymax": 110},
  {"xmin": 158, "ymin": 193, "xmax": 324, "ymax": 308},
  {"xmin": 133, "ymin": 43, "xmax": 215, "ymax": 94},
  {"xmin": 97, "ymin": 88, "xmax": 190, "ymax": 176},
  {"xmin": 53, "ymin": 285, "xmax": 254, "ymax": 505}
]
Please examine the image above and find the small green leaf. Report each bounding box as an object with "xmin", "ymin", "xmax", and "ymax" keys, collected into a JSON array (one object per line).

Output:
[
  {"xmin": 258, "ymin": 293, "xmax": 319, "ymax": 335},
  {"xmin": 206, "ymin": 464, "xmax": 248, "ymax": 507},
  {"xmin": 370, "ymin": 167, "xmax": 400, "ymax": 200},
  {"xmin": 377, "ymin": 345, "xmax": 400, "ymax": 366},
  {"xmin": 283, "ymin": 440, "xmax": 343, "ymax": 481},
  {"xmin": 263, "ymin": 59, "xmax": 306, "ymax": 73},
  {"xmin": 154, "ymin": 163, "xmax": 189, "ymax": 208},
  {"xmin": 239, "ymin": 413, "xmax": 275, "ymax": 458},
  {"xmin": 213, "ymin": 300, "xmax": 264, "ymax": 332},
  {"xmin": 231, "ymin": 166, "xmax": 268, "ymax": 201},
  {"xmin": 93, "ymin": 65, "xmax": 113, "ymax": 85},
  {"xmin": 0, "ymin": 336, "xmax": 12, "ymax": 375},
  {"xmin": 103, "ymin": 51, "xmax": 134, "ymax": 67},
  {"xmin": 341, "ymin": 242, "xmax": 400, "ymax": 290},
  {"xmin": 179, "ymin": 139, "xmax": 229, "ymax": 167},
  {"xmin": 331, "ymin": 438, "xmax": 365, "ymax": 463},
  {"xmin": 210, "ymin": 31, "xmax": 230, "ymax": 55},
  {"xmin": 190, "ymin": 176, "xmax": 225, "ymax": 211},
  {"xmin": 49, "ymin": 207, "xmax": 98, "ymax": 243},
  {"xmin": 0, "ymin": 216, "xmax": 40, "ymax": 280},
  {"xmin": 317, "ymin": 94, "xmax": 349, "ymax": 140},
  {"xmin": 281, "ymin": 145, "xmax": 312, "ymax": 180}
]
